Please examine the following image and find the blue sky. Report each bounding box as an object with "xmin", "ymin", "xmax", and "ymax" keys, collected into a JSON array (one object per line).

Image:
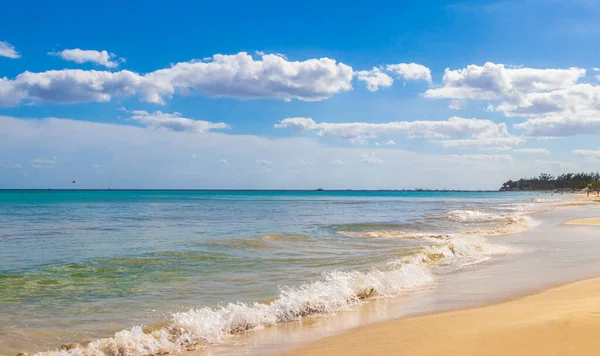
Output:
[{"xmin": 1, "ymin": 0, "xmax": 600, "ymax": 189}]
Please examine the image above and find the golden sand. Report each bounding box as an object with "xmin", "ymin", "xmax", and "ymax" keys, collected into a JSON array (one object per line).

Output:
[
  {"xmin": 564, "ymin": 218, "xmax": 600, "ymax": 226},
  {"xmin": 284, "ymin": 278, "xmax": 600, "ymax": 356}
]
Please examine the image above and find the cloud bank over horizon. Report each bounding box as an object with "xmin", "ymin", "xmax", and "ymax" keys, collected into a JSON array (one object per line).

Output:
[{"xmin": 0, "ymin": 115, "xmax": 562, "ymax": 190}]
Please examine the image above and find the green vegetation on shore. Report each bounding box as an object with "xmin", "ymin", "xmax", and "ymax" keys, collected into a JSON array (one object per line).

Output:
[{"xmin": 500, "ymin": 173, "xmax": 600, "ymax": 192}]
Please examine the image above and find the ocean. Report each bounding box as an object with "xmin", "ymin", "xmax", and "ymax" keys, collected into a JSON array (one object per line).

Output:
[{"xmin": 0, "ymin": 190, "xmax": 567, "ymax": 354}]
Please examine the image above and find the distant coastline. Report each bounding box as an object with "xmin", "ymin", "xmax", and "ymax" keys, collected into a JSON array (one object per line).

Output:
[
  {"xmin": 0, "ymin": 188, "xmax": 509, "ymax": 192},
  {"xmin": 500, "ymin": 172, "xmax": 600, "ymax": 192}
]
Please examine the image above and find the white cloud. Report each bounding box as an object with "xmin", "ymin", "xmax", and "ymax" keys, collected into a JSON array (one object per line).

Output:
[
  {"xmin": 375, "ymin": 140, "xmax": 396, "ymax": 146},
  {"xmin": 127, "ymin": 110, "xmax": 229, "ymax": 133},
  {"xmin": 300, "ymin": 160, "xmax": 314, "ymax": 165},
  {"xmin": 218, "ymin": 159, "xmax": 229, "ymax": 164},
  {"xmin": 573, "ymin": 150, "xmax": 600, "ymax": 158},
  {"xmin": 51, "ymin": 49, "xmax": 123, "ymax": 68},
  {"xmin": 275, "ymin": 116, "xmax": 520, "ymax": 149},
  {"xmin": 513, "ymin": 148, "xmax": 549, "ymax": 154},
  {"xmin": 514, "ymin": 112, "xmax": 600, "ymax": 137},
  {"xmin": 332, "ymin": 160, "xmax": 346, "ymax": 165},
  {"xmin": 0, "ymin": 52, "xmax": 354, "ymax": 107},
  {"xmin": 355, "ymin": 67, "xmax": 393, "ymax": 91},
  {"xmin": 274, "ymin": 117, "xmax": 317, "ymax": 131},
  {"xmin": 0, "ymin": 69, "xmax": 146, "ymax": 107},
  {"xmin": 145, "ymin": 52, "xmax": 353, "ymax": 102},
  {"xmin": 360, "ymin": 152, "xmax": 384, "ymax": 164},
  {"xmin": 449, "ymin": 99, "xmax": 468, "ymax": 110},
  {"xmin": 31, "ymin": 156, "xmax": 57, "ymax": 168},
  {"xmin": 497, "ymin": 84, "xmax": 600, "ymax": 118},
  {"xmin": 386, "ymin": 63, "xmax": 432, "ymax": 83},
  {"xmin": 91, "ymin": 163, "xmax": 103, "ymax": 168},
  {"xmin": 0, "ymin": 41, "xmax": 20, "ymax": 59},
  {"xmin": 425, "ymin": 63, "xmax": 585, "ymax": 105},
  {"xmin": 256, "ymin": 159, "xmax": 272, "ymax": 167},
  {"xmin": 593, "ymin": 68, "xmax": 600, "ymax": 72},
  {"xmin": 423, "ymin": 62, "xmax": 600, "ymax": 138}
]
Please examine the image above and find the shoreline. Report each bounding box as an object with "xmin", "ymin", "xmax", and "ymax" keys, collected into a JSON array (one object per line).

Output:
[
  {"xmin": 273, "ymin": 205, "xmax": 600, "ymax": 356},
  {"xmin": 283, "ymin": 277, "xmax": 600, "ymax": 356},
  {"xmin": 5, "ymin": 197, "xmax": 599, "ymax": 356}
]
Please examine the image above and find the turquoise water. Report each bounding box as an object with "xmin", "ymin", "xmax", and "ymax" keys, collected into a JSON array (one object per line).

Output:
[{"xmin": 0, "ymin": 190, "xmax": 555, "ymax": 354}]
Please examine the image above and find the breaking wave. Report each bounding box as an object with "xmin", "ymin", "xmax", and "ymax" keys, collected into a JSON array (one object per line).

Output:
[
  {"xmin": 532, "ymin": 198, "xmax": 560, "ymax": 203},
  {"xmin": 337, "ymin": 230, "xmax": 450, "ymax": 239},
  {"xmin": 445, "ymin": 209, "xmax": 511, "ymax": 222},
  {"xmin": 34, "ymin": 233, "xmax": 517, "ymax": 356}
]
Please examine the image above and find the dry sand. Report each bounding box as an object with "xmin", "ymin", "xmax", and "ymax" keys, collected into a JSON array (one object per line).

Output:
[
  {"xmin": 284, "ymin": 278, "xmax": 600, "ymax": 356},
  {"xmin": 564, "ymin": 218, "xmax": 600, "ymax": 226}
]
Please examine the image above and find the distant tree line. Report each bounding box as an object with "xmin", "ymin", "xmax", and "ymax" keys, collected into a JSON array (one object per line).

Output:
[{"xmin": 500, "ymin": 172, "xmax": 600, "ymax": 191}]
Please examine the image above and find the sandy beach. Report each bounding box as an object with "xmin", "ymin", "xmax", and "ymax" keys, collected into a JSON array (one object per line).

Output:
[{"xmin": 284, "ymin": 278, "xmax": 600, "ymax": 356}]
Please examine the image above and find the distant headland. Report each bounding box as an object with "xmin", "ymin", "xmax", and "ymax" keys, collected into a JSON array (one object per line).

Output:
[{"xmin": 499, "ymin": 172, "xmax": 600, "ymax": 192}]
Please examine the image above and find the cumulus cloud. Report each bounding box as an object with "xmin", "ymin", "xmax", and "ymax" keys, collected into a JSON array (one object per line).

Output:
[
  {"xmin": 218, "ymin": 159, "xmax": 229, "ymax": 164},
  {"xmin": 0, "ymin": 41, "xmax": 20, "ymax": 59},
  {"xmin": 300, "ymin": 160, "xmax": 314, "ymax": 165},
  {"xmin": 386, "ymin": 63, "xmax": 432, "ymax": 83},
  {"xmin": 360, "ymin": 152, "xmax": 384, "ymax": 164},
  {"xmin": 425, "ymin": 63, "xmax": 585, "ymax": 105},
  {"xmin": 332, "ymin": 160, "xmax": 346, "ymax": 165},
  {"xmin": 0, "ymin": 69, "xmax": 147, "ymax": 107},
  {"xmin": 275, "ymin": 116, "xmax": 520, "ymax": 149},
  {"xmin": 145, "ymin": 52, "xmax": 353, "ymax": 102},
  {"xmin": 51, "ymin": 49, "xmax": 123, "ymax": 68},
  {"xmin": 514, "ymin": 112, "xmax": 600, "ymax": 137},
  {"xmin": 126, "ymin": 110, "xmax": 229, "ymax": 133},
  {"xmin": 355, "ymin": 67, "xmax": 393, "ymax": 91},
  {"xmin": 423, "ymin": 62, "xmax": 600, "ymax": 138},
  {"xmin": 0, "ymin": 52, "xmax": 354, "ymax": 107},
  {"xmin": 497, "ymin": 84, "xmax": 600, "ymax": 118}
]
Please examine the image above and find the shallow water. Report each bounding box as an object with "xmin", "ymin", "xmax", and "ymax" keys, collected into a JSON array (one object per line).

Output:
[
  {"xmin": 0, "ymin": 190, "xmax": 567, "ymax": 355},
  {"xmin": 197, "ymin": 203, "xmax": 600, "ymax": 356}
]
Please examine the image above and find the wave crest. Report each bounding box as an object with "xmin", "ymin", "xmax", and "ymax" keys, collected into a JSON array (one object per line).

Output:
[{"xmin": 35, "ymin": 232, "xmax": 520, "ymax": 356}]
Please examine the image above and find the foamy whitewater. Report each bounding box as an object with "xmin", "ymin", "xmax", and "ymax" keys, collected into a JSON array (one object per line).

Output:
[{"xmin": 0, "ymin": 191, "xmax": 564, "ymax": 355}]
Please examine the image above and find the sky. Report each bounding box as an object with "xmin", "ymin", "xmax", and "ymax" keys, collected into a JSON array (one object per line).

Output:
[{"xmin": 1, "ymin": 0, "xmax": 600, "ymax": 189}]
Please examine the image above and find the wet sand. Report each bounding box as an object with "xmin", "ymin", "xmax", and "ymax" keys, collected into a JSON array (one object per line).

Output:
[
  {"xmin": 564, "ymin": 217, "xmax": 600, "ymax": 226},
  {"xmin": 284, "ymin": 278, "xmax": 600, "ymax": 356}
]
